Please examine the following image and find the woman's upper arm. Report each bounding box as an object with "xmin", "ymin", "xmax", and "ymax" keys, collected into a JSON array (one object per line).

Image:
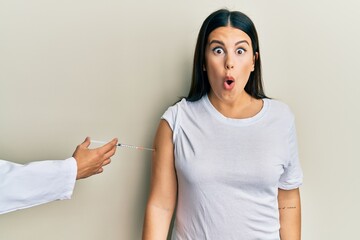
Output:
[
  {"xmin": 278, "ymin": 188, "xmax": 301, "ymax": 240},
  {"xmin": 278, "ymin": 188, "xmax": 301, "ymax": 204},
  {"xmin": 142, "ymin": 119, "xmax": 177, "ymax": 239},
  {"xmin": 148, "ymin": 119, "xmax": 177, "ymax": 211}
]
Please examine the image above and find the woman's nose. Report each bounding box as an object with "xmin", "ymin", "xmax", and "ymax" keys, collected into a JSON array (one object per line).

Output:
[
  {"xmin": 226, "ymin": 63, "xmax": 234, "ymax": 70},
  {"xmin": 225, "ymin": 56, "xmax": 234, "ymax": 70}
]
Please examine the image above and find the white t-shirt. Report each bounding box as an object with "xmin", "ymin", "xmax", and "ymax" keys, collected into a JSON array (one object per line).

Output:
[
  {"xmin": 0, "ymin": 157, "xmax": 77, "ymax": 214},
  {"xmin": 162, "ymin": 95, "xmax": 303, "ymax": 240}
]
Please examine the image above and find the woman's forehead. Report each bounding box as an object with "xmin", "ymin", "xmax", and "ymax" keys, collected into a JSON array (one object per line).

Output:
[{"xmin": 207, "ymin": 26, "xmax": 252, "ymax": 45}]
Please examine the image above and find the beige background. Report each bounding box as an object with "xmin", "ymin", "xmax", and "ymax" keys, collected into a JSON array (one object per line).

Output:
[{"xmin": 1, "ymin": 0, "xmax": 359, "ymax": 239}]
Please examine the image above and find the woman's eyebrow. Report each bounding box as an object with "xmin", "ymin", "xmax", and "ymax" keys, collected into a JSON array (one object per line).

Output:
[
  {"xmin": 235, "ymin": 40, "xmax": 250, "ymax": 46},
  {"xmin": 208, "ymin": 39, "xmax": 250, "ymax": 46},
  {"xmin": 208, "ymin": 40, "xmax": 224, "ymax": 46}
]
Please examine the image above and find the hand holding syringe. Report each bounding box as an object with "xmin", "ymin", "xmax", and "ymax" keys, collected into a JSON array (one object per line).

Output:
[{"xmin": 91, "ymin": 140, "xmax": 154, "ymax": 152}]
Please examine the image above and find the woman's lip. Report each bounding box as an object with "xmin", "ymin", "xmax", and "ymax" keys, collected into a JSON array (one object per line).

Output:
[
  {"xmin": 224, "ymin": 78, "xmax": 235, "ymax": 90},
  {"xmin": 225, "ymin": 75, "xmax": 235, "ymax": 81}
]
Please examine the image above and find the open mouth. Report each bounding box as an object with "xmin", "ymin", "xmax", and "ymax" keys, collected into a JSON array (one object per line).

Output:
[
  {"xmin": 224, "ymin": 78, "xmax": 235, "ymax": 90},
  {"xmin": 226, "ymin": 80, "xmax": 234, "ymax": 85}
]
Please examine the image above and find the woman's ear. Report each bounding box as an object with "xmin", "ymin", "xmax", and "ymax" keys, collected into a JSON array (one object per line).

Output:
[
  {"xmin": 203, "ymin": 65, "xmax": 206, "ymax": 71},
  {"xmin": 252, "ymin": 52, "xmax": 258, "ymax": 71}
]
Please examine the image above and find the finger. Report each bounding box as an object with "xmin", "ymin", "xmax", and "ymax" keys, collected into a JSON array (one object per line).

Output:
[
  {"xmin": 96, "ymin": 167, "xmax": 104, "ymax": 174},
  {"xmin": 80, "ymin": 137, "xmax": 91, "ymax": 148},
  {"xmin": 97, "ymin": 138, "xmax": 118, "ymax": 154},
  {"xmin": 96, "ymin": 138, "xmax": 118, "ymax": 153},
  {"xmin": 102, "ymin": 158, "xmax": 111, "ymax": 167},
  {"xmin": 103, "ymin": 145, "xmax": 117, "ymax": 160}
]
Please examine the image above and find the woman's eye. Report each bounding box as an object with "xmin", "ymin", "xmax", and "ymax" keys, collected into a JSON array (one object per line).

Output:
[
  {"xmin": 213, "ymin": 47, "xmax": 224, "ymax": 55},
  {"xmin": 236, "ymin": 48, "xmax": 246, "ymax": 54}
]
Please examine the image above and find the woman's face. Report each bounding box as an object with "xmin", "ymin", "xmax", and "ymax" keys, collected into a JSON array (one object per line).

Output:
[{"xmin": 205, "ymin": 26, "xmax": 256, "ymax": 103}]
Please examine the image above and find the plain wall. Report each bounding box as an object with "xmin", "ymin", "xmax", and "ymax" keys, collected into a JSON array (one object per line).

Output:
[{"xmin": 1, "ymin": 0, "xmax": 359, "ymax": 239}]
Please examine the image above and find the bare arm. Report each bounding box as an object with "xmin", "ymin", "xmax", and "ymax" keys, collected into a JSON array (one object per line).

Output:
[
  {"xmin": 278, "ymin": 188, "xmax": 301, "ymax": 240},
  {"xmin": 142, "ymin": 120, "xmax": 177, "ymax": 240},
  {"xmin": 73, "ymin": 137, "xmax": 118, "ymax": 179}
]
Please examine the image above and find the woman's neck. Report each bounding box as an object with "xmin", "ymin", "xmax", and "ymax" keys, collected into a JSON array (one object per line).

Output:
[{"xmin": 208, "ymin": 92, "xmax": 263, "ymax": 119}]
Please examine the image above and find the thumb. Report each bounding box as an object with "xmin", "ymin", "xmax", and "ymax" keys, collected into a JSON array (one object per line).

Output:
[{"xmin": 80, "ymin": 137, "xmax": 91, "ymax": 148}]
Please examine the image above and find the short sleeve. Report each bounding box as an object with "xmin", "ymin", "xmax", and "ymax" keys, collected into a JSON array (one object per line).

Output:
[
  {"xmin": 161, "ymin": 99, "xmax": 185, "ymax": 143},
  {"xmin": 278, "ymin": 122, "xmax": 303, "ymax": 190},
  {"xmin": 161, "ymin": 106, "xmax": 176, "ymax": 131}
]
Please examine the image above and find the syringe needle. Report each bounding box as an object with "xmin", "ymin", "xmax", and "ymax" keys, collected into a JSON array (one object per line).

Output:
[
  {"xmin": 118, "ymin": 143, "xmax": 154, "ymax": 151},
  {"xmin": 91, "ymin": 140, "xmax": 154, "ymax": 152}
]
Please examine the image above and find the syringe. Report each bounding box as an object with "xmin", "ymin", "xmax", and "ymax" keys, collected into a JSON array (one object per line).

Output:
[{"xmin": 91, "ymin": 140, "xmax": 154, "ymax": 152}]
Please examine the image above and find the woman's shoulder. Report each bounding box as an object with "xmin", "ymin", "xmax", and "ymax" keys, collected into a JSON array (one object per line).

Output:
[
  {"xmin": 162, "ymin": 98, "xmax": 187, "ymax": 120},
  {"xmin": 161, "ymin": 97, "xmax": 202, "ymax": 134},
  {"xmin": 166, "ymin": 97, "xmax": 203, "ymax": 113},
  {"xmin": 165, "ymin": 98, "xmax": 187, "ymax": 113},
  {"xmin": 266, "ymin": 98, "xmax": 295, "ymax": 121}
]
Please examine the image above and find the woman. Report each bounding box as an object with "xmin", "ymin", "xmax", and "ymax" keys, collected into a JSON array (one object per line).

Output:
[{"xmin": 143, "ymin": 9, "xmax": 303, "ymax": 240}]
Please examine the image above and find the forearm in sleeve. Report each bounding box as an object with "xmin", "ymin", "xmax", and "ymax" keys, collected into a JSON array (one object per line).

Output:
[{"xmin": 0, "ymin": 157, "xmax": 77, "ymax": 214}]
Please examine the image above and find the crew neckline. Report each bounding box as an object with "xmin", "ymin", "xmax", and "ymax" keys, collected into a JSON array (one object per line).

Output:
[{"xmin": 202, "ymin": 94, "xmax": 270, "ymax": 126}]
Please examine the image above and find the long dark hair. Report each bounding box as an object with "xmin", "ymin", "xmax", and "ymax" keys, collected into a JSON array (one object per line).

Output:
[{"xmin": 186, "ymin": 9, "xmax": 267, "ymax": 101}]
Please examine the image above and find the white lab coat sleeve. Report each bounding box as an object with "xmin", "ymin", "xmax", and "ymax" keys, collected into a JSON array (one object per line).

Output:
[{"xmin": 0, "ymin": 157, "xmax": 77, "ymax": 214}]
